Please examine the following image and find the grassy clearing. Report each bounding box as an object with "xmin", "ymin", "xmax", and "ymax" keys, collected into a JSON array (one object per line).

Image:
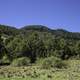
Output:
[{"xmin": 0, "ymin": 60, "xmax": 80, "ymax": 80}]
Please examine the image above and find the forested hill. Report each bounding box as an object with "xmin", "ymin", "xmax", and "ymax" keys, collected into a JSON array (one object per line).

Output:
[
  {"xmin": 0, "ymin": 24, "xmax": 80, "ymax": 39},
  {"xmin": 0, "ymin": 24, "xmax": 80, "ymax": 65},
  {"xmin": 0, "ymin": 25, "xmax": 19, "ymax": 36}
]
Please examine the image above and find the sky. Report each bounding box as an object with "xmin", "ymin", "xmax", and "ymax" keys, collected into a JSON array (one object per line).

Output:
[{"xmin": 0, "ymin": 0, "xmax": 80, "ymax": 32}]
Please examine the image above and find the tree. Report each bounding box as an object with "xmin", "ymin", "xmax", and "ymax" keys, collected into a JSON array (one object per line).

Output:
[
  {"xmin": 0, "ymin": 34, "xmax": 4, "ymax": 59},
  {"xmin": 21, "ymin": 32, "xmax": 46, "ymax": 63},
  {"xmin": 75, "ymin": 41, "xmax": 80, "ymax": 58},
  {"xmin": 0, "ymin": 34, "xmax": 9, "ymax": 65}
]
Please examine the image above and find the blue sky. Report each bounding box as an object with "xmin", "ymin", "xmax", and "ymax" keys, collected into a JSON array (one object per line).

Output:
[{"xmin": 0, "ymin": 0, "xmax": 80, "ymax": 32}]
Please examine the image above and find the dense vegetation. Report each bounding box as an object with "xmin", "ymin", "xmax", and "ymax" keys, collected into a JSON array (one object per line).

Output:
[
  {"xmin": 0, "ymin": 24, "xmax": 80, "ymax": 65},
  {"xmin": 1, "ymin": 24, "xmax": 80, "ymax": 79}
]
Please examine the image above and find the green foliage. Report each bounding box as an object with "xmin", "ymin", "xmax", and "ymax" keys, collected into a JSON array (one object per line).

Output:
[
  {"xmin": 0, "ymin": 56, "xmax": 10, "ymax": 64},
  {"xmin": 75, "ymin": 41, "xmax": 80, "ymax": 58},
  {"xmin": 1, "ymin": 24, "xmax": 80, "ymax": 66},
  {"xmin": 53, "ymin": 59, "xmax": 67, "ymax": 69},
  {"xmin": 0, "ymin": 34, "xmax": 7, "ymax": 60},
  {"xmin": 11, "ymin": 57, "xmax": 30, "ymax": 66},
  {"xmin": 19, "ymin": 32, "xmax": 46, "ymax": 63},
  {"xmin": 41, "ymin": 57, "xmax": 67, "ymax": 69},
  {"xmin": 0, "ymin": 24, "xmax": 19, "ymax": 36},
  {"xmin": 0, "ymin": 34, "xmax": 4, "ymax": 59},
  {"xmin": 1, "ymin": 24, "xmax": 80, "ymax": 80}
]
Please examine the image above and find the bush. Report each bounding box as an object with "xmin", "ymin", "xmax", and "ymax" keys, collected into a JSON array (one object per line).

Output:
[
  {"xmin": 54, "ymin": 59, "xmax": 67, "ymax": 69},
  {"xmin": 11, "ymin": 57, "xmax": 30, "ymax": 66},
  {"xmin": 0, "ymin": 56, "xmax": 10, "ymax": 65},
  {"xmin": 41, "ymin": 57, "xmax": 57, "ymax": 69},
  {"xmin": 41, "ymin": 56, "xmax": 67, "ymax": 69}
]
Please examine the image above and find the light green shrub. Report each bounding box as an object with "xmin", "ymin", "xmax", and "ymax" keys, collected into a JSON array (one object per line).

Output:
[
  {"xmin": 54, "ymin": 59, "xmax": 67, "ymax": 69},
  {"xmin": 41, "ymin": 56, "xmax": 67, "ymax": 69},
  {"xmin": 0, "ymin": 56, "xmax": 10, "ymax": 64},
  {"xmin": 11, "ymin": 57, "xmax": 30, "ymax": 66}
]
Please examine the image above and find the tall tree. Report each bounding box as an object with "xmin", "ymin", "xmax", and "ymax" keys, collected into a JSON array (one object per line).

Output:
[{"xmin": 0, "ymin": 34, "xmax": 7, "ymax": 60}]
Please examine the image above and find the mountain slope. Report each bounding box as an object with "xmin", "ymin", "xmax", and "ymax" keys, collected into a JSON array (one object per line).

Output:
[
  {"xmin": 0, "ymin": 24, "xmax": 80, "ymax": 40},
  {"xmin": 0, "ymin": 25, "xmax": 19, "ymax": 36},
  {"xmin": 21, "ymin": 25, "xmax": 80, "ymax": 40}
]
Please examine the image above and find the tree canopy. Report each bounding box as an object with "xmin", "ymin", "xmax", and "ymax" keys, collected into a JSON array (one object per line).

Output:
[{"xmin": 0, "ymin": 24, "xmax": 80, "ymax": 65}]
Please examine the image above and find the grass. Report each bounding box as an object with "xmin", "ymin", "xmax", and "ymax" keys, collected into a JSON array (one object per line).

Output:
[{"xmin": 0, "ymin": 60, "xmax": 80, "ymax": 80}]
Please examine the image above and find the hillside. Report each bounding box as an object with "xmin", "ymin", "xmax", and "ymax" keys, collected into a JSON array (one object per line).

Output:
[
  {"xmin": 1, "ymin": 24, "xmax": 80, "ymax": 40},
  {"xmin": 1, "ymin": 24, "xmax": 80, "ymax": 79},
  {"xmin": 0, "ymin": 24, "xmax": 80, "ymax": 61}
]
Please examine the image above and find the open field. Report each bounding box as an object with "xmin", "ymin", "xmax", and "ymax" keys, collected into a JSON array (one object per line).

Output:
[{"xmin": 0, "ymin": 60, "xmax": 80, "ymax": 80}]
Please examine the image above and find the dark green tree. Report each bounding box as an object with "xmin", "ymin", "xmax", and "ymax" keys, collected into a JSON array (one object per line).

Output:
[
  {"xmin": 0, "ymin": 34, "xmax": 5, "ymax": 59},
  {"xmin": 21, "ymin": 32, "xmax": 46, "ymax": 63},
  {"xmin": 0, "ymin": 34, "xmax": 3, "ymax": 59}
]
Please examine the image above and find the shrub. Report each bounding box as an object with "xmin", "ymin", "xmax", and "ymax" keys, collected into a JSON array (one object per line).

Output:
[
  {"xmin": 0, "ymin": 56, "xmax": 10, "ymax": 65},
  {"xmin": 11, "ymin": 57, "xmax": 30, "ymax": 66},
  {"xmin": 54, "ymin": 59, "xmax": 67, "ymax": 69},
  {"xmin": 41, "ymin": 57, "xmax": 58, "ymax": 69},
  {"xmin": 41, "ymin": 56, "xmax": 67, "ymax": 69}
]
